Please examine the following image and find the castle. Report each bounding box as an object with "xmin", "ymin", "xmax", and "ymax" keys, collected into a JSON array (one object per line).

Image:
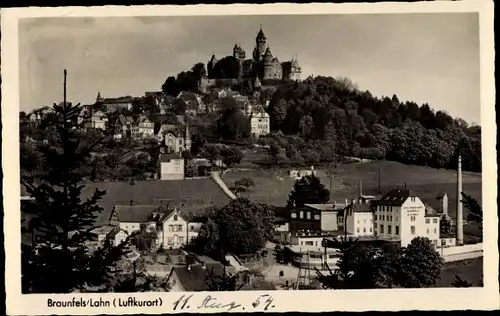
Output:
[{"xmin": 200, "ymin": 27, "xmax": 302, "ymax": 92}]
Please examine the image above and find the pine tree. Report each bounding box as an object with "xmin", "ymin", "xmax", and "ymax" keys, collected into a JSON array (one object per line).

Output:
[{"xmin": 21, "ymin": 71, "xmax": 135, "ymax": 293}]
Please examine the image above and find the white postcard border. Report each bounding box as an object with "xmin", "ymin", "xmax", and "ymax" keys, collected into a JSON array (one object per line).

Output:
[{"xmin": 2, "ymin": 1, "xmax": 498, "ymax": 314}]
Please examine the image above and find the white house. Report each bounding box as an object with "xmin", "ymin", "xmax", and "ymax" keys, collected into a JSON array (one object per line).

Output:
[
  {"xmin": 373, "ymin": 188, "xmax": 447, "ymax": 247},
  {"xmin": 157, "ymin": 208, "xmax": 201, "ymax": 249},
  {"xmin": 108, "ymin": 204, "xmax": 160, "ymax": 245},
  {"xmin": 158, "ymin": 153, "xmax": 185, "ymax": 180},
  {"xmin": 345, "ymin": 201, "xmax": 375, "ymax": 237},
  {"xmin": 130, "ymin": 115, "xmax": 155, "ymax": 139},
  {"xmin": 84, "ymin": 110, "xmax": 108, "ymax": 130}
]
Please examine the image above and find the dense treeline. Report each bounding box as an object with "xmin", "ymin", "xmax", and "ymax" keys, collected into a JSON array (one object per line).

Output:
[{"xmin": 266, "ymin": 76, "xmax": 481, "ymax": 172}]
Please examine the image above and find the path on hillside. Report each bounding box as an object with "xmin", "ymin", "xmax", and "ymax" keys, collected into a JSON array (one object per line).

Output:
[{"xmin": 210, "ymin": 171, "xmax": 237, "ymax": 200}]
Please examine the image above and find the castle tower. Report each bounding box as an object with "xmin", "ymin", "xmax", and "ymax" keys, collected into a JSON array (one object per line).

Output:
[
  {"xmin": 255, "ymin": 26, "xmax": 267, "ymax": 59},
  {"xmin": 233, "ymin": 44, "xmax": 240, "ymax": 58},
  {"xmin": 263, "ymin": 47, "xmax": 275, "ymax": 80},
  {"xmin": 290, "ymin": 56, "xmax": 302, "ymax": 81}
]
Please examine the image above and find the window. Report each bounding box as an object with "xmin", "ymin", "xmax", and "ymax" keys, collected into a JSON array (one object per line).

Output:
[
  {"xmin": 357, "ymin": 220, "xmax": 360, "ymax": 224},
  {"xmin": 174, "ymin": 160, "xmax": 180, "ymax": 165},
  {"xmin": 314, "ymin": 214, "xmax": 320, "ymax": 220},
  {"xmin": 433, "ymin": 218, "xmax": 438, "ymax": 224},
  {"xmin": 177, "ymin": 225, "xmax": 182, "ymax": 232},
  {"xmin": 300, "ymin": 241, "xmax": 303, "ymax": 245},
  {"xmin": 168, "ymin": 225, "xmax": 173, "ymax": 232},
  {"xmin": 375, "ymin": 215, "xmax": 377, "ymax": 220},
  {"xmin": 426, "ymin": 228, "xmax": 430, "ymax": 234},
  {"xmin": 299, "ymin": 211, "xmax": 304, "ymax": 219},
  {"xmin": 357, "ymin": 228, "xmax": 360, "ymax": 233},
  {"xmin": 306, "ymin": 212, "xmax": 311, "ymax": 219},
  {"xmin": 370, "ymin": 227, "xmax": 373, "ymax": 233},
  {"xmin": 291, "ymin": 212, "xmax": 297, "ymax": 219},
  {"xmin": 363, "ymin": 228, "xmax": 366, "ymax": 233},
  {"xmin": 178, "ymin": 237, "xmax": 184, "ymax": 244},
  {"xmin": 390, "ymin": 216, "xmax": 392, "ymax": 221},
  {"xmin": 380, "ymin": 225, "xmax": 384, "ymax": 234},
  {"xmin": 173, "ymin": 215, "xmax": 178, "ymax": 221},
  {"xmin": 425, "ymin": 219, "xmax": 430, "ymax": 224},
  {"xmin": 328, "ymin": 254, "xmax": 337, "ymax": 259},
  {"xmin": 167, "ymin": 238, "xmax": 173, "ymax": 245},
  {"xmin": 189, "ymin": 225, "xmax": 195, "ymax": 231},
  {"xmin": 364, "ymin": 219, "xmax": 366, "ymax": 223},
  {"xmin": 434, "ymin": 228, "xmax": 437, "ymax": 234},
  {"xmin": 411, "ymin": 216, "xmax": 416, "ymax": 222},
  {"xmin": 396, "ymin": 216, "xmax": 399, "ymax": 221},
  {"xmin": 175, "ymin": 167, "xmax": 180, "ymax": 173},
  {"xmin": 433, "ymin": 240, "xmax": 438, "ymax": 246},
  {"xmin": 411, "ymin": 226, "xmax": 416, "ymax": 235},
  {"xmin": 179, "ymin": 139, "xmax": 183, "ymax": 145},
  {"xmin": 388, "ymin": 225, "xmax": 392, "ymax": 234},
  {"xmin": 395, "ymin": 226, "xmax": 399, "ymax": 235}
]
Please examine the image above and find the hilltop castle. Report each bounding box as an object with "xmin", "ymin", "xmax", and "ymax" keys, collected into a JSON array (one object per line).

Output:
[{"xmin": 200, "ymin": 27, "xmax": 302, "ymax": 92}]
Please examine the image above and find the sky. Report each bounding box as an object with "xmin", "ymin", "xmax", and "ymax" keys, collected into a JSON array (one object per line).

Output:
[{"xmin": 19, "ymin": 13, "xmax": 480, "ymax": 124}]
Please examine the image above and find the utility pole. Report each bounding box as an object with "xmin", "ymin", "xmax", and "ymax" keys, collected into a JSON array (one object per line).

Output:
[{"xmin": 63, "ymin": 69, "xmax": 67, "ymax": 107}]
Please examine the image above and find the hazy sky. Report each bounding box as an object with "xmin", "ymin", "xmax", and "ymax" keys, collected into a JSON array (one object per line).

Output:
[{"xmin": 19, "ymin": 13, "xmax": 480, "ymax": 124}]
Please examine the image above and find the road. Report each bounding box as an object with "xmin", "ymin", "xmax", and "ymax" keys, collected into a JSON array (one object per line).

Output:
[{"xmin": 443, "ymin": 251, "xmax": 483, "ymax": 263}]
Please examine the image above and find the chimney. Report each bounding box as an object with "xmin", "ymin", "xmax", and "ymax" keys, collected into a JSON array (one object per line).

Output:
[
  {"xmin": 442, "ymin": 193, "xmax": 448, "ymax": 218},
  {"xmin": 187, "ymin": 264, "xmax": 191, "ymax": 271},
  {"xmin": 345, "ymin": 198, "xmax": 348, "ymax": 206},
  {"xmin": 130, "ymin": 199, "xmax": 134, "ymax": 206},
  {"xmin": 456, "ymin": 155, "xmax": 464, "ymax": 245},
  {"xmin": 359, "ymin": 180, "xmax": 363, "ymax": 196}
]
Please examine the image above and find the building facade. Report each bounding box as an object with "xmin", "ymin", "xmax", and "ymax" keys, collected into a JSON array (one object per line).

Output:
[
  {"xmin": 132, "ymin": 115, "xmax": 155, "ymax": 139},
  {"xmin": 158, "ymin": 153, "xmax": 185, "ymax": 180}
]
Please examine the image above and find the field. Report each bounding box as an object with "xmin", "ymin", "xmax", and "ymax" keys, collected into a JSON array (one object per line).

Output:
[
  {"xmin": 222, "ymin": 159, "xmax": 482, "ymax": 236},
  {"xmin": 438, "ymin": 257, "xmax": 483, "ymax": 287},
  {"xmin": 81, "ymin": 178, "xmax": 231, "ymax": 226}
]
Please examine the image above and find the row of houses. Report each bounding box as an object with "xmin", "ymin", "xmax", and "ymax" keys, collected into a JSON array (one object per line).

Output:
[{"xmin": 275, "ymin": 186, "xmax": 457, "ymax": 270}]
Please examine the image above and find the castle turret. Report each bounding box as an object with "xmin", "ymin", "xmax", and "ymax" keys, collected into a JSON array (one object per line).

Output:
[
  {"xmin": 290, "ymin": 56, "xmax": 302, "ymax": 81},
  {"xmin": 256, "ymin": 26, "xmax": 267, "ymax": 58},
  {"xmin": 263, "ymin": 47, "xmax": 276, "ymax": 80},
  {"xmin": 96, "ymin": 91, "xmax": 103, "ymax": 102}
]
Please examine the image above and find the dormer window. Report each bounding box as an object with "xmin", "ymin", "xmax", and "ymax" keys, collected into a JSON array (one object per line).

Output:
[{"xmin": 173, "ymin": 215, "xmax": 178, "ymax": 221}]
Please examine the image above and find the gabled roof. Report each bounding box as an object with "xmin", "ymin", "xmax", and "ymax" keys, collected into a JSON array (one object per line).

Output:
[
  {"xmin": 137, "ymin": 115, "xmax": 152, "ymax": 124},
  {"xmin": 373, "ymin": 188, "xmax": 412, "ymax": 206},
  {"xmin": 346, "ymin": 203, "xmax": 374, "ymax": 213},
  {"xmin": 116, "ymin": 114, "xmax": 135, "ymax": 125},
  {"xmin": 110, "ymin": 204, "xmax": 167, "ymax": 223},
  {"xmin": 159, "ymin": 153, "xmax": 182, "ymax": 162},
  {"xmin": 169, "ymin": 263, "xmax": 227, "ymax": 291}
]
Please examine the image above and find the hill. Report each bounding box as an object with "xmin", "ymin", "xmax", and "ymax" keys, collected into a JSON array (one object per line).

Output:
[{"xmin": 222, "ymin": 160, "xmax": 482, "ymax": 234}]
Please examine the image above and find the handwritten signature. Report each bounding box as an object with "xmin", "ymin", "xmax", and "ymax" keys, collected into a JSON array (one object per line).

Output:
[{"xmin": 172, "ymin": 294, "xmax": 275, "ymax": 312}]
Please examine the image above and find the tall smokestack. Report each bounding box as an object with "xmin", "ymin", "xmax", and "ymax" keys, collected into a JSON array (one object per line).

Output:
[
  {"xmin": 456, "ymin": 154, "xmax": 464, "ymax": 245},
  {"xmin": 359, "ymin": 180, "xmax": 363, "ymax": 196}
]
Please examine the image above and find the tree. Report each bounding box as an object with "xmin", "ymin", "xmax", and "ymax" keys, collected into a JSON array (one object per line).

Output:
[
  {"xmin": 217, "ymin": 109, "xmax": 251, "ymax": 141},
  {"xmin": 287, "ymin": 174, "xmax": 330, "ymax": 208},
  {"xmin": 232, "ymin": 177, "xmax": 255, "ymax": 195},
  {"xmin": 21, "ymin": 100, "xmax": 135, "ymax": 293},
  {"xmin": 203, "ymin": 144, "xmax": 221, "ymax": 166},
  {"xmin": 205, "ymin": 265, "xmax": 245, "ymax": 291},
  {"xmin": 461, "ymin": 192, "xmax": 483, "ymax": 232},
  {"xmin": 268, "ymin": 141, "xmax": 282, "ymax": 164},
  {"xmin": 396, "ymin": 237, "xmax": 444, "ymax": 288},
  {"xmin": 210, "ymin": 56, "xmax": 240, "ymax": 79},
  {"xmin": 452, "ymin": 275, "xmax": 472, "ymax": 287},
  {"xmin": 192, "ymin": 198, "xmax": 275, "ymax": 259},
  {"xmin": 220, "ymin": 146, "xmax": 244, "ymax": 168}
]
